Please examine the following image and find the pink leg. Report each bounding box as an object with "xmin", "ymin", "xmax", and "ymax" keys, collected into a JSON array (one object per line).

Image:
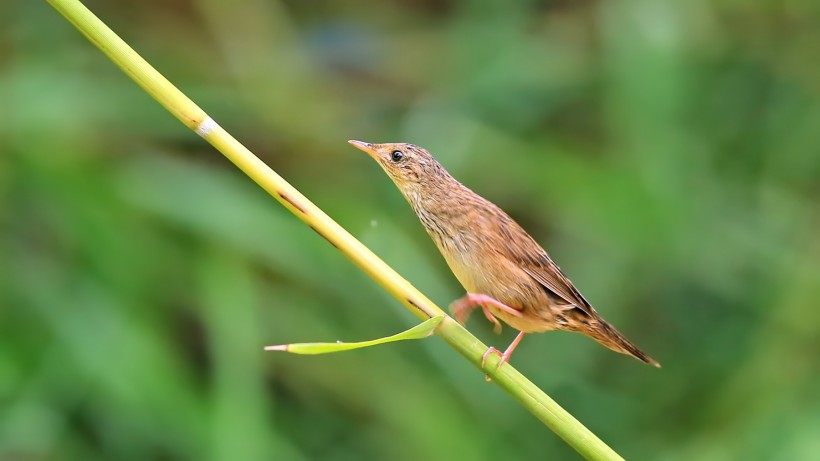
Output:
[
  {"xmin": 450, "ymin": 293, "xmax": 523, "ymax": 332},
  {"xmin": 481, "ymin": 330, "xmax": 527, "ymax": 370},
  {"xmin": 466, "ymin": 293, "xmax": 523, "ymax": 317}
]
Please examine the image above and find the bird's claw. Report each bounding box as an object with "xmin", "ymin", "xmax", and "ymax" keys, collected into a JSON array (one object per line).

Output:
[
  {"xmin": 481, "ymin": 346, "xmax": 514, "ymax": 382},
  {"xmin": 449, "ymin": 299, "xmax": 472, "ymax": 326},
  {"xmin": 481, "ymin": 347, "xmax": 501, "ymax": 368}
]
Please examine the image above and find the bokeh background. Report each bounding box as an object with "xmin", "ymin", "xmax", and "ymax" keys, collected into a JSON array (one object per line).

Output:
[{"xmin": 3, "ymin": 1, "xmax": 820, "ymax": 459}]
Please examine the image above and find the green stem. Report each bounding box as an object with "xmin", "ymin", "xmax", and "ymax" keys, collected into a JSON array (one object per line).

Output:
[{"xmin": 45, "ymin": 1, "xmax": 624, "ymax": 459}]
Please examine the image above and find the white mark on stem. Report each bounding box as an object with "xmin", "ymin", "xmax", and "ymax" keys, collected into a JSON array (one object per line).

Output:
[{"xmin": 195, "ymin": 116, "xmax": 219, "ymax": 137}]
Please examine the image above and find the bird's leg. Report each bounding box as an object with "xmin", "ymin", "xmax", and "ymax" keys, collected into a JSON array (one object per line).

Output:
[
  {"xmin": 481, "ymin": 330, "xmax": 527, "ymax": 370},
  {"xmin": 450, "ymin": 293, "xmax": 522, "ymax": 332},
  {"xmin": 467, "ymin": 293, "xmax": 523, "ymax": 317}
]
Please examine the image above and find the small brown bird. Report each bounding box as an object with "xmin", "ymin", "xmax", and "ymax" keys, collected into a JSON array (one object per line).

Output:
[{"xmin": 349, "ymin": 140, "xmax": 660, "ymax": 368}]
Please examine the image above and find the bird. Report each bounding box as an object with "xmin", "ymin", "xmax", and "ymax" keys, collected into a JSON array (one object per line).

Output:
[{"xmin": 349, "ymin": 140, "xmax": 660, "ymax": 369}]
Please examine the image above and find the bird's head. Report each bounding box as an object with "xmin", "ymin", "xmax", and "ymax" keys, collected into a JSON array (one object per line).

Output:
[{"xmin": 348, "ymin": 140, "xmax": 448, "ymax": 193}]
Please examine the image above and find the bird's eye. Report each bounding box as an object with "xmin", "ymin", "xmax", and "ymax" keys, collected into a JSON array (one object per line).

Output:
[{"xmin": 390, "ymin": 150, "xmax": 405, "ymax": 162}]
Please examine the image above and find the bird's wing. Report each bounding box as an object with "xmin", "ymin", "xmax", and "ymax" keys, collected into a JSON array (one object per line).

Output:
[
  {"xmin": 519, "ymin": 255, "xmax": 594, "ymax": 316},
  {"xmin": 482, "ymin": 200, "xmax": 596, "ymax": 316}
]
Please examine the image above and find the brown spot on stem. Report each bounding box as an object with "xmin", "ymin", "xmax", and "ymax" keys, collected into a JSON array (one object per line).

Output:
[
  {"xmin": 309, "ymin": 225, "xmax": 338, "ymax": 249},
  {"xmin": 278, "ymin": 191, "xmax": 306, "ymax": 214},
  {"xmin": 406, "ymin": 298, "xmax": 436, "ymax": 319}
]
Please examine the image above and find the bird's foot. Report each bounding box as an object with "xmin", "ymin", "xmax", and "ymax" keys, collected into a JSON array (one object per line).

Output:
[
  {"xmin": 480, "ymin": 331, "xmax": 527, "ymax": 382},
  {"xmin": 450, "ymin": 296, "xmax": 476, "ymax": 325},
  {"xmin": 480, "ymin": 347, "xmax": 512, "ymax": 382},
  {"xmin": 481, "ymin": 347, "xmax": 504, "ymax": 368}
]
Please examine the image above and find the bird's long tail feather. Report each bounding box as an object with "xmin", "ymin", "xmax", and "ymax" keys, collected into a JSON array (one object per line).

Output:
[{"xmin": 585, "ymin": 318, "xmax": 660, "ymax": 367}]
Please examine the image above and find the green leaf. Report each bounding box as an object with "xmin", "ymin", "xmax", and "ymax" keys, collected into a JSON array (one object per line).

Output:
[{"xmin": 265, "ymin": 316, "xmax": 444, "ymax": 355}]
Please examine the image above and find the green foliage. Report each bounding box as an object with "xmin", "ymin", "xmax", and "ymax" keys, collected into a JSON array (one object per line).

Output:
[{"xmin": 3, "ymin": 1, "xmax": 820, "ymax": 460}]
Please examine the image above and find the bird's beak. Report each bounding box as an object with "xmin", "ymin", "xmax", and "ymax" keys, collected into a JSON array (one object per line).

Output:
[{"xmin": 347, "ymin": 140, "xmax": 378, "ymax": 159}]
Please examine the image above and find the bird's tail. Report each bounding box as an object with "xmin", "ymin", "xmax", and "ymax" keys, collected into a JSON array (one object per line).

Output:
[{"xmin": 583, "ymin": 318, "xmax": 661, "ymax": 367}]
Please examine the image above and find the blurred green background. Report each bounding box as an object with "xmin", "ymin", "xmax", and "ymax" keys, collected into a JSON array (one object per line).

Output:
[{"xmin": 3, "ymin": 0, "xmax": 820, "ymax": 459}]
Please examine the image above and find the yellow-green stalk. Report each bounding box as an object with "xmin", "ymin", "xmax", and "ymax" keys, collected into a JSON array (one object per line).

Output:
[{"xmin": 46, "ymin": 1, "xmax": 625, "ymax": 459}]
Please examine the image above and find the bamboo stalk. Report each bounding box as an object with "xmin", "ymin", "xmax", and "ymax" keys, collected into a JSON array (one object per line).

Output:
[{"xmin": 45, "ymin": 1, "xmax": 625, "ymax": 459}]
